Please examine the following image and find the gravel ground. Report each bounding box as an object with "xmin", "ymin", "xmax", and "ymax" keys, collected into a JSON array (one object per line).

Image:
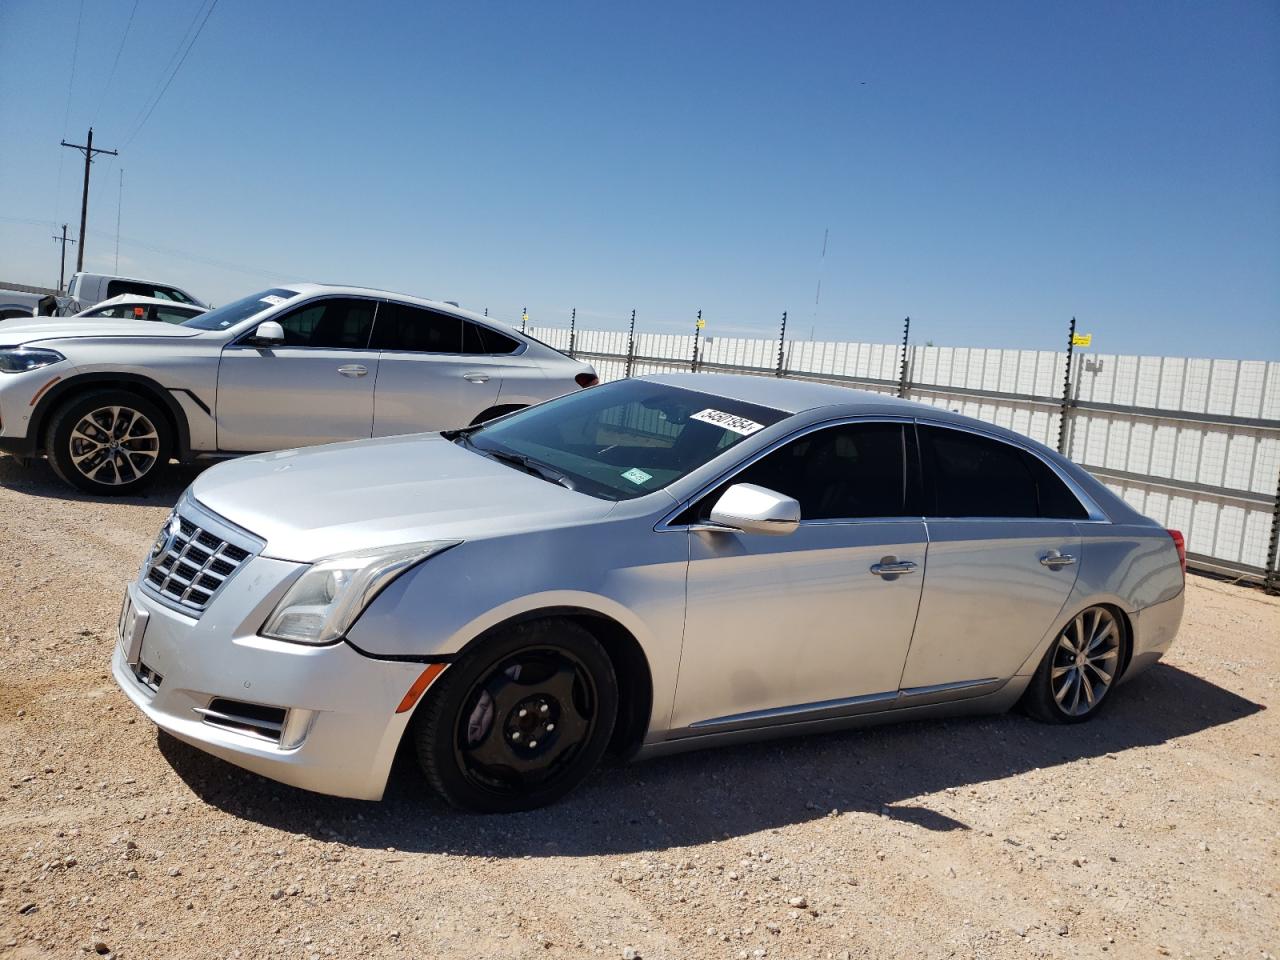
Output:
[{"xmin": 0, "ymin": 456, "xmax": 1276, "ymax": 960}]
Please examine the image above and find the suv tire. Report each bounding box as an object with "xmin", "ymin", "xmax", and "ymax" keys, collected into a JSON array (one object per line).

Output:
[{"xmin": 45, "ymin": 389, "xmax": 173, "ymax": 495}]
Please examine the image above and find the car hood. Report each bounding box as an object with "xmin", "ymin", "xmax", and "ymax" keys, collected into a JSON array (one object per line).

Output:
[
  {"xmin": 0, "ymin": 319, "xmax": 204, "ymax": 344},
  {"xmin": 190, "ymin": 434, "xmax": 617, "ymax": 562}
]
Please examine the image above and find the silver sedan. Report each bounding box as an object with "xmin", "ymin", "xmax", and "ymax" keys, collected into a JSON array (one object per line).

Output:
[{"xmin": 112, "ymin": 374, "xmax": 1186, "ymax": 812}]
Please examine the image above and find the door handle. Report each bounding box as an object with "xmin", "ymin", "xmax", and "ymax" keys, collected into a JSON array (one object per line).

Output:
[
  {"xmin": 870, "ymin": 558, "xmax": 917, "ymax": 577},
  {"xmin": 462, "ymin": 372, "xmax": 490, "ymax": 383},
  {"xmin": 338, "ymin": 364, "xmax": 368, "ymax": 378},
  {"xmin": 1040, "ymin": 551, "xmax": 1076, "ymax": 568}
]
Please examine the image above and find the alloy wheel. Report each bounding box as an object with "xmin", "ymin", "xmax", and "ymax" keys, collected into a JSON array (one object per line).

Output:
[
  {"xmin": 1050, "ymin": 607, "xmax": 1121, "ymax": 717},
  {"xmin": 453, "ymin": 647, "xmax": 598, "ymax": 796},
  {"xmin": 68, "ymin": 405, "xmax": 161, "ymax": 486}
]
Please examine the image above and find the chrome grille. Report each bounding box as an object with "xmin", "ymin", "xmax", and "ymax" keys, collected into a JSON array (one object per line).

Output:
[{"xmin": 140, "ymin": 504, "xmax": 256, "ymax": 615}]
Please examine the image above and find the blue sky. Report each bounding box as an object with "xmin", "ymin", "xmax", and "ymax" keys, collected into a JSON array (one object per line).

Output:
[{"xmin": 1, "ymin": 0, "xmax": 1277, "ymax": 358}]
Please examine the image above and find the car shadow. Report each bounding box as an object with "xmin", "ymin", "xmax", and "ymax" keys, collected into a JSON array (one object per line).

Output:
[
  {"xmin": 0, "ymin": 454, "xmax": 209, "ymax": 506},
  {"xmin": 158, "ymin": 662, "xmax": 1262, "ymax": 857}
]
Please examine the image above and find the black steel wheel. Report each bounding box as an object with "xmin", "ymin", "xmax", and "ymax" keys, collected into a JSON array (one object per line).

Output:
[{"xmin": 412, "ymin": 618, "xmax": 617, "ymax": 812}]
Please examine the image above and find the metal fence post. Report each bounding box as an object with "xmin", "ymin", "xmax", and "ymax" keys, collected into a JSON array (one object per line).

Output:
[
  {"xmin": 897, "ymin": 316, "xmax": 911, "ymax": 398},
  {"xmin": 1266, "ymin": 469, "xmax": 1280, "ymax": 596},
  {"xmin": 521, "ymin": 306, "xmax": 527, "ymax": 333},
  {"xmin": 568, "ymin": 307, "xmax": 576, "ymax": 359},
  {"xmin": 625, "ymin": 309, "xmax": 636, "ymax": 378},
  {"xmin": 775, "ymin": 311, "xmax": 788, "ymax": 377},
  {"xmin": 691, "ymin": 309, "xmax": 702, "ymax": 372},
  {"xmin": 1057, "ymin": 316, "xmax": 1076, "ymax": 454}
]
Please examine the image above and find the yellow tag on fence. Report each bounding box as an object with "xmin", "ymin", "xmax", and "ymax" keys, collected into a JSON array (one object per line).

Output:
[
  {"xmin": 696, "ymin": 318, "xmax": 706, "ymax": 329},
  {"xmin": 1072, "ymin": 333, "xmax": 1092, "ymax": 347}
]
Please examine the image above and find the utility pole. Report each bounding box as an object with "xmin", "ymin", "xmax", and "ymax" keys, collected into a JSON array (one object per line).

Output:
[
  {"xmin": 1057, "ymin": 316, "xmax": 1077, "ymax": 454},
  {"xmin": 897, "ymin": 316, "xmax": 911, "ymax": 398},
  {"xmin": 51, "ymin": 224, "xmax": 77, "ymax": 291},
  {"xmin": 60, "ymin": 127, "xmax": 118, "ymax": 273}
]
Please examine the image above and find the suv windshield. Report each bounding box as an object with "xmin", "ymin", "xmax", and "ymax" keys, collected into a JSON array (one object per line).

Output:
[
  {"xmin": 462, "ymin": 380, "xmax": 788, "ymax": 500},
  {"xmin": 181, "ymin": 288, "xmax": 300, "ymax": 330}
]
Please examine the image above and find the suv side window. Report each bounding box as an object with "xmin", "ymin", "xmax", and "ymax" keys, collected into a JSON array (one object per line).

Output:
[
  {"xmin": 270, "ymin": 298, "xmax": 375, "ymax": 349},
  {"xmin": 919, "ymin": 425, "xmax": 1087, "ymax": 519},
  {"xmin": 369, "ymin": 303, "xmax": 461, "ymax": 352},
  {"xmin": 461, "ymin": 320, "xmax": 520, "ymax": 355},
  {"xmin": 697, "ymin": 422, "xmax": 910, "ymax": 521}
]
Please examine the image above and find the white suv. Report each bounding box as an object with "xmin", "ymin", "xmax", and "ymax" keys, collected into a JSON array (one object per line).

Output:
[{"xmin": 0, "ymin": 284, "xmax": 597, "ymax": 493}]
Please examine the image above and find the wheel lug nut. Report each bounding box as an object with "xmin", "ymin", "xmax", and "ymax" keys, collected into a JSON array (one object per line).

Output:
[
  {"xmin": 512, "ymin": 731, "xmax": 521, "ymax": 741},
  {"xmin": 539, "ymin": 703, "xmax": 549, "ymax": 713},
  {"xmin": 546, "ymin": 723, "xmax": 555, "ymax": 731},
  {"xmin": 529, "ymin": 740, "xmax": 538, "ymax": 748},
  {"xmin": 518, "ymin": 708, "xmax": 528, "ymax": 718}
]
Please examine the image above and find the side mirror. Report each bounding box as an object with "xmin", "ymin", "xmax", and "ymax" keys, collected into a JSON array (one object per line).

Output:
[
  {"xmin": 707, "ymin": 483, "xmax": 801, "ymax": 536},
  {"xmin": 251, "ymin": 320, "xmax": 285, "ymax": 345}
]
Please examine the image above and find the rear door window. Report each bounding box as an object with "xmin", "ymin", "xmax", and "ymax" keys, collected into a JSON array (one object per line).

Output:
[
  {"xmin": 369, "ymin": 303, "xmax": 461, "ymax": 352},
  {"xmin": 919, "ymin": 425, "xmax": 1087, "ymax": 519},
  {"xmin": 461, "ymin": 321, "xmax": 520, "ymax": 355}
]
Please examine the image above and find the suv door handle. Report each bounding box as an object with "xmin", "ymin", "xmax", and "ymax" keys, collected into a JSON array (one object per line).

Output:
[
  {"xmin": 462, "ymin": 372, "xmax": 490, "ymax": 383},
  {"xmin": 870, "ymin": 558, "xmax": 917, "ymax": 577},
  {"xmin": 337, "ymin": 364, "xmax": 368, "ymax": 378},
  {"xmin": 1040, "ymin": 551, "xmax": 1076, "ymax": 568}
]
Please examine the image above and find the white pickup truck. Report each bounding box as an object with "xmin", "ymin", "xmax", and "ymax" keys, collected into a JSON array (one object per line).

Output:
[{"xmin": 67, "ymin": 272, "xmax": 207, "ymax": 311}]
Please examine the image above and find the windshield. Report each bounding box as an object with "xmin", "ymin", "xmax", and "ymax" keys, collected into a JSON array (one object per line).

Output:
[
  {"xmin": 181, "ymin": 288, "xmax": 299, "ymax": 330},
  {"xmin": 464, "ymin": 380, "xmax": 789, "ymax": 500}
]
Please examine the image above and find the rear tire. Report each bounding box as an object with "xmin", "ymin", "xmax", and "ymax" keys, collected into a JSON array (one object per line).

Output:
[
  {"xmin": 412, "ymin": 618, "xmax": 617, "ymax": 812},
  {"xmin": 44, "ymin": 389, "xmax": 173, "ymax": 495},
  {"xmin": 1023, "ymin": 606, "xmax": 1127, "ymax": 724}
]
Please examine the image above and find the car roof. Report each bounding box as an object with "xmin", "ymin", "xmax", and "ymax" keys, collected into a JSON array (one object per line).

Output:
[{"xmin": 641, "ymin": 372, "xmax": 1059, "ymax": 447}]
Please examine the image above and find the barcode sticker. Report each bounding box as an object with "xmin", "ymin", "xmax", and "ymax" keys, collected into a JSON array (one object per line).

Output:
[{"xmin": 690, "ymin": 408, "xmax": 765, "ymax": 436}]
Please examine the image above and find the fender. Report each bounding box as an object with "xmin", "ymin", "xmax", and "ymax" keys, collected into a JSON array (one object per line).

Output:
[{"xmin": 30, "ymin": 372, "xmax": 200, "ymax": 459}]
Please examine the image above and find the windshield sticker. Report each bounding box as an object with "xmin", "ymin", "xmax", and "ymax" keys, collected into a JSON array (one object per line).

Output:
[
  {"xmin": 621, "ymin": 467, "xmax": 653, "ymax": 485},
  {"xmin": 690, "ymin": 408, "xmax": 766, "ymax": 436},
  {"xmin": 259, "ymin": 295, "xmax": 288, "ymax": 306}
]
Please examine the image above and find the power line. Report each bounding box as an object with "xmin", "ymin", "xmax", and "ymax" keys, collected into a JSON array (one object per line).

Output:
[
  {"xmin": 53, "ymin": 0, "xmax": 87, "ymax": 231},
  {"xmin": 122, "ymin": 0, "xmax": 221, "ymax": 148},
  {"xmin": 91, "ymin": 0, "xmax": 143, "ymax": 127}
]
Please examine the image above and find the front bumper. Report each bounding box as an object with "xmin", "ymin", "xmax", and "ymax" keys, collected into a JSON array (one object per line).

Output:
[{"xmin": 112, "ymin": 574, "xmax": 430, "ymax": 801}]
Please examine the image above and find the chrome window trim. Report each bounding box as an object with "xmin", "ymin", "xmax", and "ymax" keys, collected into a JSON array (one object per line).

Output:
[
  {"xmin": 657, "ymin": 413, "xmax": 1109, "ymax": 531},
  {"xmin": 913, "ymin": 417, "xmax": 1108, "ymax": 523},
  {"xmin": 656, "ymin": 414, "xmax": 918, "ymax": 532}
]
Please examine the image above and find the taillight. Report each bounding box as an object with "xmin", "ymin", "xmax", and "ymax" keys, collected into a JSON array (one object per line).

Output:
[
  {"xmin": 575, "ymin": 372, "xmax": 599, "ymax": 388},
  {"xmin": 1167, "ymin": 529, "xmax": 1187, "ymax": 577}
]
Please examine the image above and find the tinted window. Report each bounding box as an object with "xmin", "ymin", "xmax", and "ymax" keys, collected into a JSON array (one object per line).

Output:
[
  {"xmin": 271, "ymin": 298, "xmax": 375, "ymax": 349},
  {"xmin": 466, "ymin": 380, "xmax": 788, "ymax": 501},
  {"xmin": 370, "ymin": 303, "xmax": 460, "ymax": 352},
  {"xmin": 701, "ymin": 422, "xmax": 909, "ymax": 521},
  {"xmin": 921, "ymin": 426, "xmax": 1086, "ymax": 519},
  {"xmin": 461, "ymin": 321, "xmax": 520, "ymax": 355}
]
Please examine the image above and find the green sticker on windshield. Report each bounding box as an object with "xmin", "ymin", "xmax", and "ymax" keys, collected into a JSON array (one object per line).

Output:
[{"xmin": 621, "ymin": 467, "xmax": 653, "ymax": 485}]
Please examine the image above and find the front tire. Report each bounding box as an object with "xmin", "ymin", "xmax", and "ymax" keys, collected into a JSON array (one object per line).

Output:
[
  {"xmin": 1023, "ymin": 605, "xmax": 1127, "ymax": 723},
  {"xmin": 412, "ymin": 618, "xmax": 618, "ymax": 812},
  {"xmin": 44, "ymin": 390, "xmax": 173, "ymax": 495}
]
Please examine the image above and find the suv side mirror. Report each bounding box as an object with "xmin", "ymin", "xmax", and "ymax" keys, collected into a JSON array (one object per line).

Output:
[
  {"xmin": 707, "ymin": 483, "xmax": 801, "ymax": 536},
  {"xmin": 251, "ymin": 320, "xmax": 285, "ymax": 345}
]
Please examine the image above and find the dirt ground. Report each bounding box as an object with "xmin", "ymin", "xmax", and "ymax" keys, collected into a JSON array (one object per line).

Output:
[{"xmin": 0, "ymin": 456, "xmax": 1276, "ymax": 960}]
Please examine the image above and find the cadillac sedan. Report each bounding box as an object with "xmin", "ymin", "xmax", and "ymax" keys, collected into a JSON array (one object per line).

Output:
[{"xmin": 112, "ymin": 374, "xmax": 1185, "ymax": 812}]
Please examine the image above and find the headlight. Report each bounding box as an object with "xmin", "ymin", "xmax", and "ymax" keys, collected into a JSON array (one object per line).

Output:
[
  {"xmin": 0, "ymin": 347, "xmax": 66, "ymax": 374},
  {"xmin": 261, "ymin": 541, "xmax": 459, "ymax": 645}
]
